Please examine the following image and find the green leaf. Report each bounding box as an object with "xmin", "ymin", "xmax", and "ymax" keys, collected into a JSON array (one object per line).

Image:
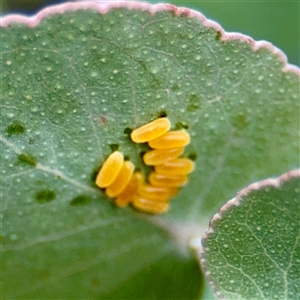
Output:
[
  {"xmin": 147, "ymin": 0, "xmax": 300, "ymax": 66},
  {"xmin": 200, "ymin": 170, "xmax": 300, "ymax": 299},
  {"xmin": 1, "ymin": 2, "xmax": 299, "ymax": 299}
]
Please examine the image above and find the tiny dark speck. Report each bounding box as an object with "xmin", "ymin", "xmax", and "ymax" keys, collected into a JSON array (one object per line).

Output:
[
  {"xmin": 91, "ymin": 278, "xmax": 100, "ymax": 286},
  {"xmin": 215, "ymin": 31, "xmax": 222, "ymax": 40},
  {"xmin": 99, "ymin": 115, "xmax": 107, "ymax": 125}
]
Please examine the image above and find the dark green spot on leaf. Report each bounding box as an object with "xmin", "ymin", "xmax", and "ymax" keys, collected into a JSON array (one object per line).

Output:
[
  {"xmin": 158, "ymin": 111, "xmax": 167, "ymax": 118},
  {"xmin": 35, "ymin": 190, "xmax": 56, "ymax": 203},
  {"xmin": 109, "ymin": 144, "xmax": 119, "ymax": 152},
  {"xmin": 6, "ymin": 121, "xmax": 25, "ymax": 135},
  {"xmin": 233, "ymin": 114, "xmax": 248, "ymax": 130},
  {"xmin": 171, "ymin": 84, "xmax": 180, "ymax": 91},
  {"xmin": 139, "ymin": 60, "xmax": 147, "ymax": 72},
  {"xmin": 139, "ymin": 151, "xmax": 146, "ymax": 159},
  {"xmin": 187, "ymin": 94, "xmax": 200, "ymax": 112},
  {"xmin": 18, "ymin": 153, "xmax": 36, "ymax": 166},
  {"xmin": 91, "ymin": 165, "xmax": 100, "ymax": 182},
  {"xmin": 188, "ymin": 153, "xmax": 198, "ymax": 161},
  {"xmin": 123, "ymin": 127, "xmax": 132, "ymax": 135},
  {"xmin": 175, "ymin": 122, "xmax": 189, "ymax": 130},
  {"xmin": 70, "ymin": 195, "xmax": 91, "ymax": 206}
]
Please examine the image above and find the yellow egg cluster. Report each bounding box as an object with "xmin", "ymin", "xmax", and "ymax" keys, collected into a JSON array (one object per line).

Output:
[{"xmin": 95, "ymin": 117, "xmax": 194, "ymax": 214}]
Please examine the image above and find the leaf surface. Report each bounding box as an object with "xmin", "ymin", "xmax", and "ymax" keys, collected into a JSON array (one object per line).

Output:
[
  {"xmin": 1, "ymin": 2, "xmax": 299, "ymax": 298},
  {"xmin": 200, "ymin": 170, "xmax": 300, "ymax": 299}
]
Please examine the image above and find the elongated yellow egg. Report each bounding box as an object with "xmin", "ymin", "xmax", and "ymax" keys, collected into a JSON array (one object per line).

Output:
[
  {"xmin": 143, "ymin": 147, "xmax": 184, "ymax": 166},
  {"xmin": 138, "ymin": 185, "xmax": 177, "ymax": 201},
  {"xmin": 95, "ymin": 151, "xmax": 124, "ymax": 188},
  {"xmin": 131, "ymin": 117, "xmax": 171, "ymax": 143},
  {"xmin": 148, "ymin": 172, "xmax": 188, "ymax": 188},
  {"xmin": 132, "ymin": 196, "xmax": 169, "ymax": 214},
  {"xmin": 154, "ymin": 158, "xmax": 195, "ymax": 176},
  {"xmin": 148, "ymin": 130, "xmax": 190, "ymax": 149},
  {"xmin": 115, "ymin": 172, "xmax": 144, "ymax": 207},
  {"xmin": 106, "ymin": 161, "xmax": 135, "ymax": 198}
]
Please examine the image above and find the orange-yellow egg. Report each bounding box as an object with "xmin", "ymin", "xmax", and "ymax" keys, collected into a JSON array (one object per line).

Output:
[
  {"xmin": 106, "ymin": 161, "xmax": 135, "ymax": 198},
  {"xmin": 154, "ymin": 158, "xmax": 195, "ymax": 176},
  {"xmin": 132, "ymin": 196, "xmax": 169, "ymax": 214},
  {"xmin": 95, "ymin": 151, "xmax": 124, "ymax": 188},
  {"xmin": 143, "ymin": 147, "xmax": 184, "ymax": 166},
  {"xmin": 130, "ymin": 117, "xmax": 171, "ymax": 143},
  {"xmin": 115, "ymin": 172, "xmax": 144, "ymax": 207},
  {"xmin": 137, "ymin": 184, "xmax": 177, "ymax": 201},
  {"xmin": 148, "ymin": 130, "xmax": 190, "ymax": 149},
  {"xmin": 148, "ymin": 172, "xmax": 188, "ymax": 188}
]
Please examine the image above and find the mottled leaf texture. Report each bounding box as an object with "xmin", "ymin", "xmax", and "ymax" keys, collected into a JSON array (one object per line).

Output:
[
  {"xmin": 200, "ymin": 170, "xmax": 300, "ymax": 300},
  {"xmin": 1, "ymin": 1, "xmax": 299, "ymax": 299}
]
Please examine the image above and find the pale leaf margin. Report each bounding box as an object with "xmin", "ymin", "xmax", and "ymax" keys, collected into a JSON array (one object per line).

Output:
[
  {"xmin": 199, "ymin": 169, "xmax": 300, "ymax": 299},
  {"xmin": 0, "ymin": 0, "xmax": 299, "ymax": 76}
]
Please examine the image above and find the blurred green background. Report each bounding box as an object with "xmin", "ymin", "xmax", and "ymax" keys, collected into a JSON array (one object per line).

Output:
[{"xmin": 1, "ymin": 0, "xmax": 299, "ymax": 66}]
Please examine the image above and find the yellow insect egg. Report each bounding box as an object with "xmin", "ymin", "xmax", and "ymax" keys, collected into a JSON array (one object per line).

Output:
[
  {"xmin": 138, "ymin": 185, "xmax": 178, "ymax": 201},
  {"xmin": 132, "ymin": 196, "xmax": 169, "ymax": 214},
  {"xmin": 95, "ymin": 151, "xmax": 124, "ymax": 188},
  {"xmin": 154, "ymin": 158, "xmax": 195, "ymax": 176},
  {"xmin": 105, "ymin": 161, "xmax": 135, "ymax": 198},
  {"xmin": 148, "ymin": 130, "xmax": 190, "ymax": 149},
  {"xmin": 130, "ymin": 117, "xmax": 171, "ymax": 143},
  {"xmin": 149, "ymin": 172, "xmax": 188, "ymax": 188},
  {"xmin": 115, "ymin": 172, "xmax": 144, "ymax": 207},
  {"xmin": 143, "ymin": 147, "xmax": 184, "ymax": 166}
]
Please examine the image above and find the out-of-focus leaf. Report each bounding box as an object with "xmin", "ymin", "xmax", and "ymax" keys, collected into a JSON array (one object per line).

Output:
[{"xmin": 200, "ymin": 170, "xmax": 300, "ymax": 299}]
